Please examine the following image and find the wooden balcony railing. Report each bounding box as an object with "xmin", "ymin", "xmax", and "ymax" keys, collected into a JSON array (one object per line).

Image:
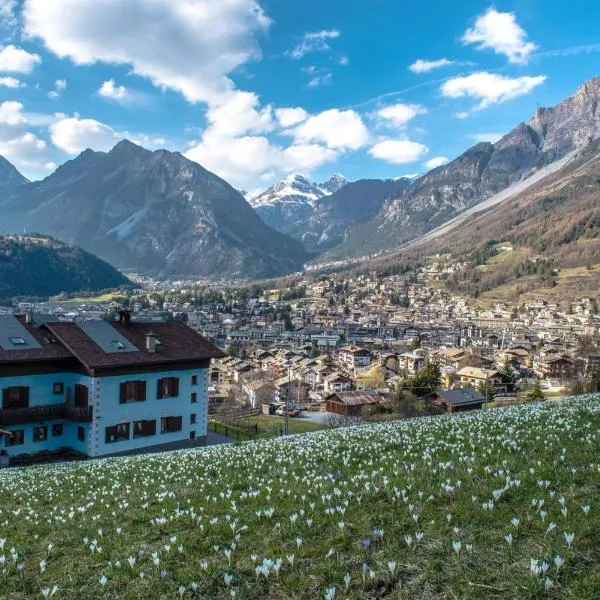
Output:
[{"xmin": 0, "ymin": 403, "xmax": 93, "ymax": 426}]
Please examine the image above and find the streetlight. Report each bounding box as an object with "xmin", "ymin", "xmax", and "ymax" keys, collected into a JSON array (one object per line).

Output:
[{"xmin": 285, "ymin": 365, "xmax": 290, "ymax": 435}]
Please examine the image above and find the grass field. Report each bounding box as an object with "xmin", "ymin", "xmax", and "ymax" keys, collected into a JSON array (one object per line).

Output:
[
  {"xmin": 243, "ymin": 414, "xmax": 327, "ymax": 435},
  {"xmin": 55, "ymin": 292, "xmax": 121, "ymax": 305},
  {"xmin": 1, "ymin": 396, "xmax": 599, "ymax": 599}
]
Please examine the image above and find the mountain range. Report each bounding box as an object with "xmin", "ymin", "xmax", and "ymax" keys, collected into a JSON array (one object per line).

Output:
[
  {"xmin": 0, "ymin": 75, "xmax": 600, "ymax": 282},
  {"xmin": 0, "ymin": 141, "xmax": 308, "ymax": 279}
]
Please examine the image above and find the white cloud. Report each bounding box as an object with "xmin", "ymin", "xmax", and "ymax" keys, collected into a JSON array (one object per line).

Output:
[
  {"xmin": 290, "ymin": 109, "xmax": 369, "ymax": 150},
  {"xmin": 0, "ymin": 100, "xmax": 26, "ymax": 125},
  {"xmin": 185, "ymin": 135, "xmax": 337, "ymax": 186},
  {"xmin": 275, "ymin": 107, "xmax": 308, "ymax": 127},
  {"xmin": 409, "ymin": 58, "xmax": 454, "ymax": 73},
  {"xmin": 0, "ymin": 0, "xmax": 17, "ymax": 26},
  {"xmin": 204, "ymin": 90, "xmax": 273, "ymax": 139},
  {"xmin": 455, "ymin": 111, "xmax": 470, "ymax": 120},
  {"xmin": 49, "ymin": 114, "xmax": 167, "ymax": 154},
  {"xmin": 280, "ymin": 143, "xmax": 337, "ymax": 171},
  {"xmin": 48, "ymin": 78, "xmax": 67, "ymax": 99},
  {"xmin": 440, "ymin": 72, "xmax": 546, "ymax": 110},
  {"xmin": 0, "ymin": 44, "xmax": 41, "ymax": 73},
  {"xmin": 368, "ymin": 139, "xmax": 428, "ymax": 164},
  {"xmin": 289, "ymin": 29, "xmax": 340, "ymax": 59},
  {"xmin": 424, "ymin": 156, "xmax": 448, "ymax": 170},
  {"xmin": 462, "ymin": 8, "xmax": 537, "ymax": 64},
  {"xmin": 339, "ymin": 55, "xmax": 349, "ymax": 66},
  {"xmin": 23, "ymin": 0, "xmax": 270, "ymax": 104},
  {"xmin": 98, "ymin": 79, "xmax": 128, "ymax": 101},
  {"xmin": 307, "ymin": 72, "xmax": 332, "ymax": 88},
  {"xmin": 0, "ymin": 75, "xmax": 23, "ymax": 87},
  {"xmin": 470, "ymin": 132, "xmax": 504, "ymax": 144},
  {"xmin": 0, "ymin": 131, "xmax": 53, "ymax": 171},
  {"xmin": 49, "ymin": 116, "xmax": 121, "ymax": 154},
  {"xmin": 376, "ymin": 103, "xmax": 426, "ymax": 128}
]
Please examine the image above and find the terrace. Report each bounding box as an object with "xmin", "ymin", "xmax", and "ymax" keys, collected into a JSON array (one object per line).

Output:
[{"xmin": 0, "ymin": 403, "xmax": 93, "ymax": 426}]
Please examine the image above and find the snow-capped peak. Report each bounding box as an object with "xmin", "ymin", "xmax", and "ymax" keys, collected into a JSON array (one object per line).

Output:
[
  {"xmin": 249, "ymin": 173, "xmax": 349, "ymax": 208},
  {"xmin": 319, "ymin": 173, "xmax": 348, "ymax": 195}
]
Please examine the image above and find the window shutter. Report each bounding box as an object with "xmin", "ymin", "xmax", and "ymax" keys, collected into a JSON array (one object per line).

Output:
[
  {"xmin": 137, "ymin": 381, "xmax": 146, "ymax": 402},
  {"xmin": 120, "ymin": 383, "xmax": 127, "ymax": 403},
  {"xmin": 20, "ymin": 387, "xmax": 29, "ymax": 407},
  {"xmin": 157, "ymin": 380, "xmax": 163, "ymax": 399},
  {"xmin": 172, "ymin": 378, "xmax": 179, "ymax": 397}
]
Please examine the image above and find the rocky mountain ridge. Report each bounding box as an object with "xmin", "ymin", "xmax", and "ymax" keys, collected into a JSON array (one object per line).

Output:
[
  {"xmin": 0, "ymin": 140, "xmax": 308, "ymax": 279},
  {"xmin": 326, "ymin": 76, "xmax": 600, "ymax": 259}
]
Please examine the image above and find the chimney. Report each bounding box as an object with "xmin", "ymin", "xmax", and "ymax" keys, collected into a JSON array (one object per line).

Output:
[
  {"xmin": 25, "ymin": 312, "xmax": 32, "ymax": 325},
  {"xmin": 118, "ymin": 309, "xmax": 132, "ymax": 326},
  {"xmin": 145, "ymin": 332, "xmax": 158, "ymax": 353}
]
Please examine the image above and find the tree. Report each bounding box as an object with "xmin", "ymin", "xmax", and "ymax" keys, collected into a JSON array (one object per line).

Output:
[
  {"xmin": 576, "ymin": 334, "xmax": 597, "ymax": 360},
  {"xmin": 527, "ymin": 378, "xmax": 546, "ymax": 402},
  {"xmin": 477, "ymin": 380, "xmax": 496, "ymax": 403},
  {"xmin": 498, "ymin": 356, "xmax": 518, "ymax": 393}
]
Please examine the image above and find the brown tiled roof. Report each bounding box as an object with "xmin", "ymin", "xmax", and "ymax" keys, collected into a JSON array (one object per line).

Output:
[
  {"xmin": 45, "ymin": 320, "xmax": 224, "ymax": 371},
  {"xmin": 0, "ymin": 317, "xmax": 73, "ymax": 364},
  {"xmin": 325, "ymin": 390, "xmax": 382, "ymax": 406}
]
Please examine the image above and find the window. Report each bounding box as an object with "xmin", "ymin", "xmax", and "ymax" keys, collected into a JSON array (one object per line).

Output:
[
  {"xmin": 133, "ymin": 419, "xmax": 156, "ymax": 438},
  {"xmin": 157, "ymin": 377, "xmax": 179, "ymax": 399},
  {"xmin": 190, "ymin": 413, "xmax": 196, "ymax": 424},
  {"xmin": 74, "ymin": 384, "xmax": 89, "ymax": 408},
  {"xmin": 189, "ymin": 431, "xmax": 196, "ymax": 440},
  {"xmin": 191, "ymin": 375, "xmax": 198, "ymax": 385},
  {"xmin": 53, "ymin": 382, "xmax": 64, "ymax": 395},
  {"xmin": 105, "ymin": 422, "xmax": 130, "ymax": 444},
  {"xmin": 33, "ymin": 426, "xmax": 48, "ymax": 442},
  {"xmin": 2, "ymin": 386, "xmax": 29, "ymax": 409},
  {"xmin": 8, "ymin": 336, "xmax": 26, "ymax": 346},
  {"xmin": 191, "ymin": 392, "xmax": 197, "ymax": 403},
  {"xmin": 160, "ymin": 416, "xmax": 182, "ymax": 434},
  {"xmin": 77, "ymin": 426, "xmax": 85, "ymax": 442},
  {"xmin": 5, "ymin": 430, "xmax": 24, "ymax": 446},
  {"xmin": 52, "ymin": 423, "xmax": 63, "ymax": 437},
  {"xmin": 119, "ymin": 381, "xmax": 147, "ymax": 403}
]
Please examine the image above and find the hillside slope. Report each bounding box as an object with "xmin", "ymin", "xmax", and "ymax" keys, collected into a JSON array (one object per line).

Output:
[
  {"xmin": 1, "ymin": 397, "xmax": 599, "ymax": 598},
  {"xmin": 1, "ymin": 141, "xmax": 308, "ymax": 279},
  {"xmin": 0, "ymin": 234, "xmax": 131, "ymax": 299},
  {"xmin": 327, "ymin": 76, "xmax": 600, "ymax": 260}
]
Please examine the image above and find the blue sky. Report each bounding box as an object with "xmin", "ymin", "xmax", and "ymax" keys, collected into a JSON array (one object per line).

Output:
[{"xmin": 0, "ymin": 0, "xmax": 599, "ymax": 192}]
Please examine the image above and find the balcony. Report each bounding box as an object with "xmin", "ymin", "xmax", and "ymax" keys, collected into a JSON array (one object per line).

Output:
[{"xmin": 0, "ymin": 404, "xmax": 93, "ymax": 426}]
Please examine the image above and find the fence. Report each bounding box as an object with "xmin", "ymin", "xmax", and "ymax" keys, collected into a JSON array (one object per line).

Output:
[{"xmin": 208, "ymin": 420, "xmax": 259, "ymax": 440}]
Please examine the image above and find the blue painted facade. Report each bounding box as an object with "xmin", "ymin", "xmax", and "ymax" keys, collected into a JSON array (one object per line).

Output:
[{"xmin": 0, "ymin": 367, "xmax": 209, "ymax": 458}]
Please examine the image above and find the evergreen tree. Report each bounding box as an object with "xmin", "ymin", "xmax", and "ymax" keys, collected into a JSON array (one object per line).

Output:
[{"xmin": 527, "ymin": 378, "xmax": 546, "ymax": 402}]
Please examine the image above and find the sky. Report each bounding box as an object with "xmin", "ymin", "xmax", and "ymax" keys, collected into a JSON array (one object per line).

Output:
[{"xmin": 0, "ymin": 0, "xmax": 599, "ymax": 193}]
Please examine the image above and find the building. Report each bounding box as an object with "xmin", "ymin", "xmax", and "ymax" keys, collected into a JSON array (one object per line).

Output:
[
  {"xmin": 398, "ymin": 352, "xmax": 425, "ymax": 375},
  {"xmin": 455, "ymin": 366, "xmax": 503, "ymax": 389},
  {"xmin": 339, "ymin": 346, "xmax": 372, "ymax": 369},
  {"xmin": 324, "ymin": 390, "xmax": 384, "ymax": 417},
  {"xmin": 0, "ymin": 313, "xmax": 223, "ymax": 462},
  {"xmin": 430, "ymin": 388, "xmax": 485, "ymax": 413},
  {"xmin": 536, "ymin": 355, "xmax": 575, "ymax": 379}
]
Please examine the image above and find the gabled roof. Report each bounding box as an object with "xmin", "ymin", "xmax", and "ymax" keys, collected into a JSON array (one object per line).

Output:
[
  {"xmin": 325, "ymin": 390, "xmax": 381, "ymax": 406},
  {"xmin": 434, "ymin": 388, "xmax": 485, "ymax": 406},
  {"xmin": 44, "ymin": 319, "xmax": 224, "ymax": 372}
]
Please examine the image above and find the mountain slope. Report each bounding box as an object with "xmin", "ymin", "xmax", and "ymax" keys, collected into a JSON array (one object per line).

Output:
[
  {"xmin": 369, "ymin": 138, "xmax": 600, "ymax": 302},
  {"xmin": 252, "ymin": 175, "xmax": 410, "ymax": 253},
  {"xmin": 0, "ymin": 155, "xmax": 29, "ymax": 197},
  {"xmin": 327, "ymin": 76, "xmax": 600, "ymax": 260},
  {"xmin": 1, "ymin": 141, "xmax": 309, "ymax": 279},
  {"xmin": 297, "ymin": 178, "xmax": 412, "ymax": 252},
  {"xmin": 0, "ymin": 234, "xmax": 131, "ymax": 299},
  {"xmin": 250, "ymin": 173, "xmax": 349, "ymax": 236}
]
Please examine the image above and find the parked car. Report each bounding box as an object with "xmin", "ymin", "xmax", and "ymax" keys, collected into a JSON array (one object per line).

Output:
[{"xmin": 275, "ymin": 406, "xmax": 300, "ymax": 417}]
